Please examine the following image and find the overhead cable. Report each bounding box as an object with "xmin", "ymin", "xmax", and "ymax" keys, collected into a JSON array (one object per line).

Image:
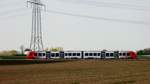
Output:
[
  {"xmin": 46, "ymin": 9, "xmax": 150, "ymax": 25},
  {"xmin": 58, "ymin": 0, "xmax": 150, "ymax": 11}
]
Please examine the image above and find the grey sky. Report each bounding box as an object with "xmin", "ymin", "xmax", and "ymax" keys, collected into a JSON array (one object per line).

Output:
[{"xmin": 0, "ymin": 0, "xmax": 150, "ymax": 51}]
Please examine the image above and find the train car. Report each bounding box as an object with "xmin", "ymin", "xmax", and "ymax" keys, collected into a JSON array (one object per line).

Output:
[
  {"xmin": 64, "ymin": 51, "xmax": 82, "ymax": 59},
  {"xmin": 118, "ymin": 51, "xmax": 129, "ymax": 59},
  {"xmin": 36, "ymin": 51, "xmax": 46, "ymax": 59},
  {"xmin": 26, "ymin": 51, "xmax": 46, "ymax": 59},
  {"xmin": 26, "ymin": 51, "xmax": 36, "ymax": 59},
  {"xmin": 83, "ymin": 51, "xmax": 101, "ymax": 59},
  {"xmin": 105, "ymin": 51, "xmax": 116, "ymax": 59},
  {"xmin": 26, "ymin": 50, "xmax": 137, "ymax": 59},
  {"xmin": 50, "ymin": 52, "xmax": 61, "ymax": 59}
]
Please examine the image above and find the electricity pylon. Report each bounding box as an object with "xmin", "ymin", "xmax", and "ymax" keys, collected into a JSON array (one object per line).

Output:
[{"xmin": 27, "ymin": 0, "xmax": 45, "ymax": 51}]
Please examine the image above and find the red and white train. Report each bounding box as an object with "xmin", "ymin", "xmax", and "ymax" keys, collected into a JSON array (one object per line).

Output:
[{"xmin": 26, "ymin": 50, "xmax": 137, "ymax": 59}]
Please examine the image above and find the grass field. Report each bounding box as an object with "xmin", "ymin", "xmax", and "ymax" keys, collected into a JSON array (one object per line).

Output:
[
  {"xmin": 0, "ymin": 56, "xmax": 26, "ymax": 59},
  {"xmin": 0, "ymin": 60, "xmax": 150, "ymax": 84}
]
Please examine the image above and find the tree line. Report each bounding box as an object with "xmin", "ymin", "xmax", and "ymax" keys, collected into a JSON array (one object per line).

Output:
[
  {"xmin": 0, "ymin": 47, "xmax": 150, "ymax": 56},
  {"xmin": 137, "ymin": 48, "xmax": 150, "ymax": 55},
  {"xmin": 0, "ymin": 50, "xmax": 18, "ymax": 56}
]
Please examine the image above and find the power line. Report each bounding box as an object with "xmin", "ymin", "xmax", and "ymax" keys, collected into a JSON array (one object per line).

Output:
[
  {"xmin": 0, "ymin": 0, "xmax": 20, "ymax": 3},
  {"xmin": 0, "ymin": 10, "xmax": 31, "ymax": 20},
  {"xmin": 0, "ymin": 0, "xmax": 23, "ymax": 6},
  {"xmin": 0, "ymin": 7, "xmax": 28, "ymax": 17},
  {"xmin": 57, "ymin": 0, "xmax": 150, "ymax": 11},
  {"xmin": 0, "ymin": 2, "xmax": 23, "ymax": 9},
  {"xmin": 46, "ymin": 9, "xmax": 150, "ymax": 25}
]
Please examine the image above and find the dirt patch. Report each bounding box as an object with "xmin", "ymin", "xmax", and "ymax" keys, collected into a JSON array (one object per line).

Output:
[{"xmin": 0, "ymin": 60, "xmax": 150, "ymax": 84}]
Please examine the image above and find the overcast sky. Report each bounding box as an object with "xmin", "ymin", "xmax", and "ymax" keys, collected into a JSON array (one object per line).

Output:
[{"xmin": 0, "ymin": 0, "xmax": 150, "ymax": 51}]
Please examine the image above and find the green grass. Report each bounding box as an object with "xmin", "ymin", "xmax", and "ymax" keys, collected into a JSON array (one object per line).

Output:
[{"xmin": 0, "ymin": 56, "xmax": 26, "ymax": 59}]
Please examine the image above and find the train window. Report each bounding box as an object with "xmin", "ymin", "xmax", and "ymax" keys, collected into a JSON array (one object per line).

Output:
[
  {"xmin": 85, "ymin": 53, "xmax": 88, "ymax": 56},
  {"xmin": 38, "ymin": 53, "xmax": 42, "ymax": 56},
  {"xmin": 73, "ymin": 53, "xmax": 76, "ymax": 56},
  {"xmin": 43, "ymin": 53, "xmax": 46, "ymax": 56},
  {"xmin": 123, "ymin": 53, "xmax": 126, "ymax": 56},
  {"xmin": 77, "ymin": 53, "xmax": 80, "ymax": 56},
  {"xmin": 94, "ymin": 53, "xmax": 97, "ymax": 56},
  {"xmin": 51, "ymin": 53, "xmax": 55, "ymax": 57},
  {"xmin": 69, "ymin": 53, "xmax": 72, "ymax": 56},
  {"xmin": 56, "ymin": 53, "xmax": 59, "ymax": 57},
  {"xmin": 127, "ymin": 53, "xmax": 130, "ymax": 56},
  {"xmin": 98, "ymin": 53, "xmax": 101, "ymax": 56},
  {"xmin": 110, "ymin": 53, "xmax": 113, "ymax": 56},
  {"xmin": 89, "ymin": 53, "xmax": 93, "ymax": 56},
  {"xmin": 119, "ymin": 53, "xmax": 122, "ymax": 56},
  {"xmin": 106, "ymin": 53, "xmax": 109, "ymax": 56},
  {"xmin": 65, "ymin": 53, "xmax": 67, "ymax": 56}
]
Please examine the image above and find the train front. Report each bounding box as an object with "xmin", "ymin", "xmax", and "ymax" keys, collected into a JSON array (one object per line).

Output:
[{"xmin": 128, "ymin": 51, "xmax": 137, "ymax": 59}]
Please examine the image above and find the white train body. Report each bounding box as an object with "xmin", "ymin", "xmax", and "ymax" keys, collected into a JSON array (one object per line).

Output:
[
  {"xmin": 118, "ymin": 51, "xmax": 130, "ymax": 59},
  {"xmin": 36, "ymin": 51, "xmax": 46, "ymax": 59},
  {"xmin": 64, "ymin": 51, "xmax": 82, "ymax": 59},
  {"xmin": 27, "ymin": 50, "xmax": 137, "ymax": 59},
  {"xmin": 105, "ymin": 51, "xmax": 116, "ymax": 59},
  {"xmin": 50, "ymin": 52, "xmax": 61, "ymax": 59},
  {"xmin": 83, "ymin": 51, "xmax": 101, "ymax": 59}
]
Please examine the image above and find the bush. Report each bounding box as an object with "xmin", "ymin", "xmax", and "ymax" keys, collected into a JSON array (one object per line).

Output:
[
  {"xmin": 16, "ymin": 54, "xmax": 26, "ymax": 56},
  {"xmin": 137, "ymin": 48, "xmax": 150, "ymax": 55},
  {"xmin": 0, "ymin": 50, "xmax": 17, "ymax": 56}
]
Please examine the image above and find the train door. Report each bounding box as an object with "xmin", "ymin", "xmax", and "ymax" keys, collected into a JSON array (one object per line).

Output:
[
  {"xmin": 46, "ymin": 51, "xmax": 51, "ymax": 59},
  {"xmin": 81, "ymin": 51, "xmax": 84, "ymax": 59},
  {"xmin": 101, "ymin": 51, "xmax": 105, "ymax": 59},
  {"xmin": 59, "ymin": 51, "xmax": 64, "ymax": 58},
  {"xmin": 114, "ymin": 51, "xmax": 119, "ymax": 59}
]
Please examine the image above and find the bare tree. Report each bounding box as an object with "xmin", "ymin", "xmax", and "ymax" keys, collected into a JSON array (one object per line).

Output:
[{"xmin": 20, "ymin": 45, "xmax": 25, "ymax": 55}]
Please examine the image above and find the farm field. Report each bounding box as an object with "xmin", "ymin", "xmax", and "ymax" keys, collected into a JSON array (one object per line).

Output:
[
  {"xmin": 0, "ymin": 60, "xmax": 150, "ymax": 84},
  {"xmin": 0, "ymin": 56, "xmax": 26, "ymax": 59}
]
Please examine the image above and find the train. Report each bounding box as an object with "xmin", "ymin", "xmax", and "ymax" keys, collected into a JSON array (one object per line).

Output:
[{"xmin": 26, "ymin": 50, "xmax": 137, "ymax": 59}]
